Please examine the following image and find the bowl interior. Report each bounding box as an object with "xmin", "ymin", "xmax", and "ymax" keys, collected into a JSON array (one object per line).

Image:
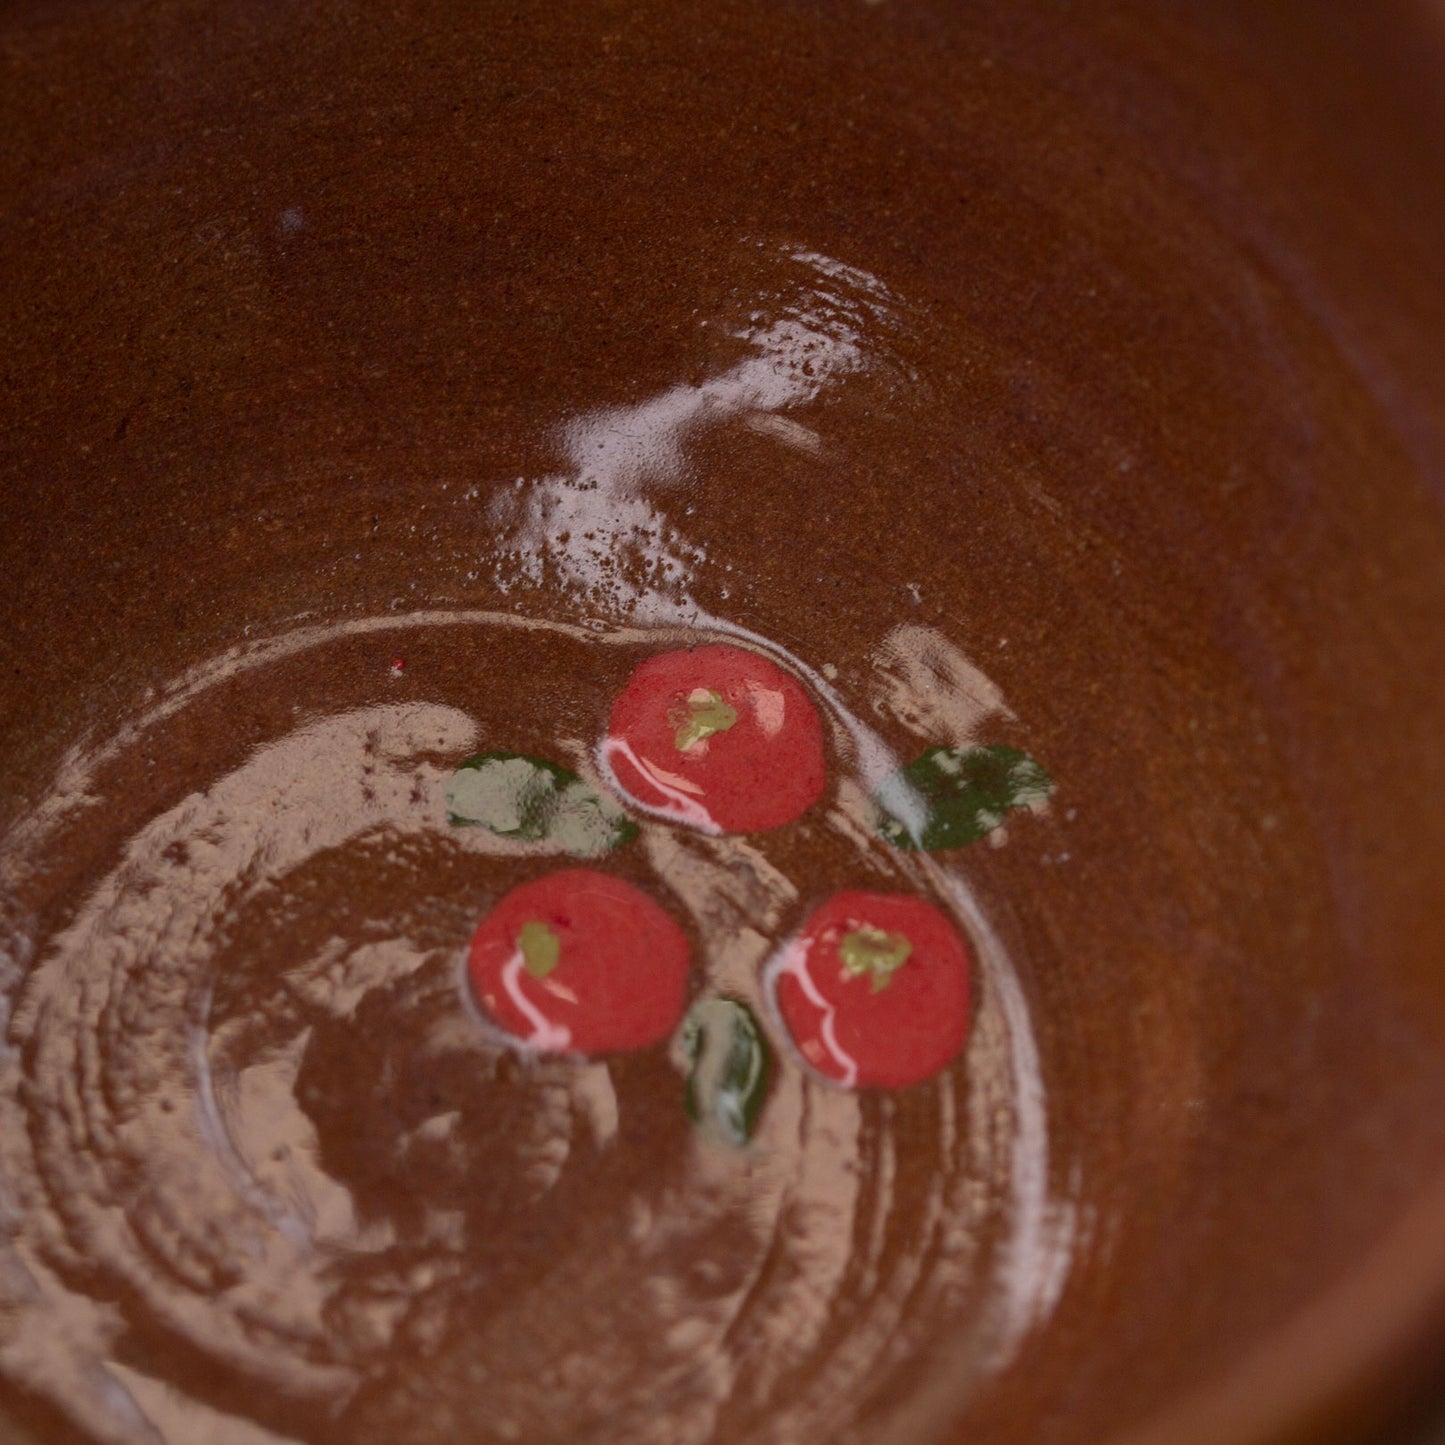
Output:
[{"xmin": 2, "ymin": 3, "xmax": 1445, "ymax": 1443}]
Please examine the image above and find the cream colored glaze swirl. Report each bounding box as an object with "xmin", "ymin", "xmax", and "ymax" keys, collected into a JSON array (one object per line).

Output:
[{"xmin": 0, "ymin": 611, "xmax": 1062, "ymax": 1445}]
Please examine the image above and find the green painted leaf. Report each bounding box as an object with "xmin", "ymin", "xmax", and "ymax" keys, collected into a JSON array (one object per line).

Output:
[
  {"xmin": 672, "ymin": 689, "xmax": 738, "ymax": 752},
  {"xmin": 874, "ymin": 744, "xmax": 1053, "ymax": 852},
  {"xmin": 681, "ymin": 998, "xmax": 770, "ymax": 1148},
  {"xmin": 518, "ymin": 920, "xmax": 561, "ymax": 979},
  {"xmin": 839, "ymin": 926, "xmax": 912, "ymax": 992},
  {"xmin": 446, "ymin": 751, "xmax": 638, "ymax": 857}
]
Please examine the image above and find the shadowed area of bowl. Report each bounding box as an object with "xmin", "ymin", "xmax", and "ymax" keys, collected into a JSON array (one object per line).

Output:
[{"xmin": 1, "ymin": 1, "xmax": 1444, "ymax": 1443}]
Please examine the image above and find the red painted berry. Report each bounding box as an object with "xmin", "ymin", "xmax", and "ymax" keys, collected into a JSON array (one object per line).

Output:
[
  {"xmin": 770, "ymin": 891, "xmax": 971, "ymax": 1089},
  {"xmin": 600, "ymin": 643, "xmax": 826, "ymax": 833},
  {"xmin": 466, "ymin": 869, "xmax": 690, "ymax": 1055}
]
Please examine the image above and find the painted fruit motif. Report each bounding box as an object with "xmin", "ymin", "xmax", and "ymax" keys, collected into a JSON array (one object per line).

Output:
[
  {"xmin": 599, "ymin": 643, "xmax": 827, "ymax": 833},
  {"xmin": 771, "ymin": 891, "xmax": 972, "ymax": 1089},
  {"xmin": 466, "ymin": 868, "xmax": 691, "ymax": 1055},
  {"xmin": 445, "ymin": 640, "xmax": 1046, "ymax": 1097}
]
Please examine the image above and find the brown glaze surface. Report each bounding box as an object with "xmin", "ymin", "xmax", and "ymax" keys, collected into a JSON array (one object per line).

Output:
[{"xmin": 2, "ymin": 2, "xmax": 1445, "ymax": 1443}]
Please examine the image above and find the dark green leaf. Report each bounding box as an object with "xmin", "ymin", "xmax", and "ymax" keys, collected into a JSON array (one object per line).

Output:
[
  {"xmin": 874, "ymin": 744, "xmax": 1053, "ymax": 852},
  {"xmin": 681, "ymin": 998, "xmax": 770, "ymax": 1148},
  {"xmin": 446, "ymin": 751, "xmax": 638, "ymax": 857}
]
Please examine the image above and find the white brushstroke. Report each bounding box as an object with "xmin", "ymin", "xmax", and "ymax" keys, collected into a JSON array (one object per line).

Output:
[{"xmin": 500, "ymin": 951, "xmax": 573, "ymax": 1052}]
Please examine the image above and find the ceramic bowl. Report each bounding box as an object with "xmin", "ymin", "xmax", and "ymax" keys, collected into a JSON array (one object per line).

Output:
[{"xmin": 2, "ymin": 3, "xmax": 1444, "ymax": 1442}]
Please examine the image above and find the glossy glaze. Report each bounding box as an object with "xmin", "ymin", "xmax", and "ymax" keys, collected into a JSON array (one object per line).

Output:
[
  {"xmin": 0, "ymin": 610, "xmax": 1056, "ymax": 1445},
  {"xmin": 2, "ymin": 2, "xmax": 1445, "ymax": 1443}
]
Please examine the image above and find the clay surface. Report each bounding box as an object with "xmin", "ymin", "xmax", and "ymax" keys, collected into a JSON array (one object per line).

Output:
[{"xmin": 2, "ymin": 2, "xmax": 1445, "ymax": 1442}]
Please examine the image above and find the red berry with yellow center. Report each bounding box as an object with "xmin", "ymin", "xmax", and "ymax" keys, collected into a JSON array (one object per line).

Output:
[
  {"xmin": 770, "ymin": 891, "xmax": 971, "ymax": 1089},
  {"xmin": 600, "ymin": 643, "xmax": 826, "ymax": 834},
  {"xmin": 466, "ymin": 869, "xmax": 691, "ymax": 1055}
]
